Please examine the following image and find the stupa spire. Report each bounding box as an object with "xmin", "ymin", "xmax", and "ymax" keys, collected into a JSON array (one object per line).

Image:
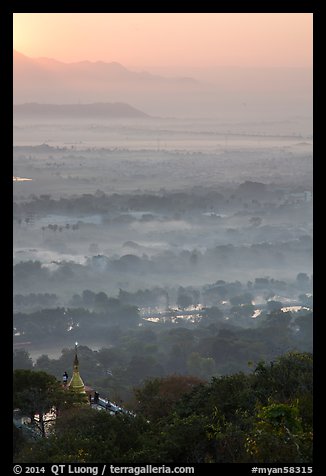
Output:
[{"xmin": 68, "ymin": 342, "xmax": 86, "ymax": 395}]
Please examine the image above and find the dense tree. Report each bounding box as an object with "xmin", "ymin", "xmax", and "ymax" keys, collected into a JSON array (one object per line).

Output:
[
  {"xmin": 13, "ymin": 369, "xmax": 83, "ymax": 438},
  {"xmin": 229, "ymin": 293, "xmax": 254, "ymax": 306},
  {"xmin": 246, "ymin": 402, "xmax": 312, "ymax": 463},
  {"xmin": 133, "ymin": 374, "xmax": 203, "ymax": 421},
  {"xmin": 14, "ymin": 261, "xmax": 47, "ymax": 283},
  {"xmin": 294, "ymin": 312, "xmax": 313, "ymax": 350},
  {"xmin": 252, "ymin": 352, "xmax": 313, "ymax": 404},
  {"xmin": 13, "ymin": 349, "xmax": 34, "ymax": 370},
  {"xmin": 296, "ymin": 272, "xmax": 310, "ymax": 287},
  {"xmin": 176, "ymin": 287, "xmax": 193, "ymax": 309},
  {"xmin": 266, "ymin": 300, "xmax": 283, "ymax": 311},
  {"xmin": 207, "ymin": 407, "xmax": 253, "ymax": 462},
  {"xmin": 153, "ymin": 413, "xmax": 211, "ymax": 463},
  {"xmin": 14, "ymin": 352, "xmax": 313, "ymax": 464},
  {"xmin": 200, "ymin": 306, "xmax": 224, "ymax": 322},
  {"xmin": 15, "ymin": 407, "xmax": 150, "ymax": 463}
]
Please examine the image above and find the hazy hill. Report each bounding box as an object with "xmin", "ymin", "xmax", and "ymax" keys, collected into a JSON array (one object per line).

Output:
[
  {"xmin": 13, "ymin": 50, "xmax": 202, "ymax": 114},
  {"xmin": 13, "ymin": 102, "xmax": 150, "ymax": 119},
  {"xmin": 13, "ymin": 50, "xmax": 312, "ymax": 119}
]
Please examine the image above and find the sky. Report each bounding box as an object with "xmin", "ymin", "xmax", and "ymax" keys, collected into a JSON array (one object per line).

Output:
[{"xmin": 13, "ymin": 13, "xmax": 312, "ymax": 71}]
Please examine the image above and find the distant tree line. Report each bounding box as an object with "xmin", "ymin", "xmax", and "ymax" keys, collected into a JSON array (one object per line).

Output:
[
  {"xmin": 13, "ymin": 303, "xmax": 312, "ymax": 402},
  {"xmin": 13, "ymin": 189, "xmax": 226, "ymax": 218}
]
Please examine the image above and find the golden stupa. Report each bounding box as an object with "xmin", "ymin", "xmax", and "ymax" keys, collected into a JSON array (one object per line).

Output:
[{"xmin": 68, "ymin": 343, "xmax": 87, "ymax": 397}]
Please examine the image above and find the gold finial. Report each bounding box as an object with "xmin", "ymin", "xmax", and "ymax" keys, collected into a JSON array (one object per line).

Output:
[
  {"xmin": 68, "ymin": 341, "xmax": 87, "ymax": 398},
  {"xmin": 74, "ymin": 342, "xmax": 79, "ymax": 368}
]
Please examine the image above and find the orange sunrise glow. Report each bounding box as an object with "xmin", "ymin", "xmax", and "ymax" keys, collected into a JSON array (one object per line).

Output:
[{"xmin": 13, "ymin": 13, "xmax": 312, "ymax": 70}]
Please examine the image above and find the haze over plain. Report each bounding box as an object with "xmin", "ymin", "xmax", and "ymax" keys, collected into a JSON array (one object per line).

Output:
[{"xmin": 13, "ymin": 13, "xmax": 313, "ymax": 386}]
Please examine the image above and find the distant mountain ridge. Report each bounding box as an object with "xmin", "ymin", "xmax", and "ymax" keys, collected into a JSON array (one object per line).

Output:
[
  {"xmin": 13, "ymin": 50, "xmax": 199, "ymax": 86},
  {"xmin": 13, "ymin": 50, "xmax": 311, "ymax": 119},
  {"xmin": 13, "ymin": 50, "xmax": 200, "ymax": 110},
  {"xmin": 13, "ymin": 102, "xmax": 150, "ymax": 118}
]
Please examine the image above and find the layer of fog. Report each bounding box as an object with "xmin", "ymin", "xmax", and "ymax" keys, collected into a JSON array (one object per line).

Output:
[{"xmin": 13, "ymin": 115, "xmax": 312, "ymax": 360}]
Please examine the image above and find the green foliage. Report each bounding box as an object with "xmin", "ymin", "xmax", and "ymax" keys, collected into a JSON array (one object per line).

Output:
[
  {"xmin": 14, "ymin": 369, "xmax": 60, "ymax": 409},
  {"xmin": 133, "ymin": 374, "xmax": 203, "ymax": 422},
  {"xmin": 16, "ymin": 407, "xmax": 150, "ymax": 463},
  {"xmin": 153, "ymin": 413, "xmax": 211, "ymax": 463},
  {"xmin": 252, "ymin": 352, "xmax": 313, "ymax": 404},
  {"xmin": 246, "ymin": 402, "xmax": 312, "ymax": 463},
  {"xmin": 13, "ymin": 369, "xmax": 85, "ymax": 438},
  {"xmin": 207, "ymin": 407, "xmax": 253, "ymax": 462},
  {"xmin": 14, "ymin": 353, "xmax": 313, "ymax": 463}
]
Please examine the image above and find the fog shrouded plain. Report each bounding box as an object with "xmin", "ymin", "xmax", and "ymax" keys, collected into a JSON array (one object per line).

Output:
[{"xmin": 13, "ymin": 53, "xmax": 312, "ymax": 389}]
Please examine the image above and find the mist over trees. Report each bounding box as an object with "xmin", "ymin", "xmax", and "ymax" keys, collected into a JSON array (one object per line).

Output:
[
  {"xmin": 13, "ymin": 124, "xmax": 313, "ymax": 389},
  {"xmin": 13, "ymin": 81, "xmax": 312, "ymax": 465}
]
